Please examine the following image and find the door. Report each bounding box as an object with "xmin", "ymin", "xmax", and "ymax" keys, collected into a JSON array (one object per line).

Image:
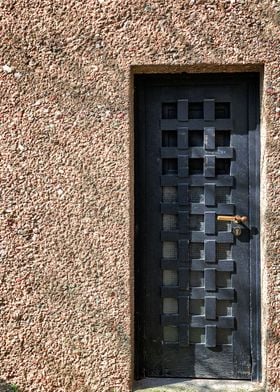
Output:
[{"xmin": 135, "ymin": 74, "xmax": 260, "ymax": 380}]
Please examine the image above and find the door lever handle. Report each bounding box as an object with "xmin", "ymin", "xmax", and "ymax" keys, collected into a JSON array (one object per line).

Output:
[{"xmin": 217, "ymin": 215, "xmax": 248, "ymax": 223}]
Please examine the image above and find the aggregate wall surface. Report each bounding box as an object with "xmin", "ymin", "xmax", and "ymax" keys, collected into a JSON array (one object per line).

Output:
[{"xmin": 0, "ymin": 1, "xmax": 279, "ymax": 391}]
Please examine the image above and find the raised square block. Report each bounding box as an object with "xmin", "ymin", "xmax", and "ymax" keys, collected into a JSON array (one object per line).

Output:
[
  {"xmin": 178, "ymin": 155, "xmax": 189, "ymax": 177},
  {"xmin": 204, "ymin": 99, "xmax": 215, "ymax": 122},
  {"xmin": 179, "ymin": 212, "xmax": 188, "ymax": 233},
  {"xmin": 205, "ymin": 268, "xmax": 216, "ymax": 291},
  {"xmin": 178, "ymin": 183, "xmax": 188, "ymax": 205},
  {"xmin": 178, "ymin": 127, "xmax": 188, "ymax": 149},
  {"xmin": 205, "ymin": 239, "xmax": 216, "ymax": 263},
  {"xmin": 205, "ymin": 211, "xmax": 216, "ymax": 235},
  {"xmin": 204, "ymin": 127, "xmax": 215, "ymax": 150},
  {"xmin": 178, "ymin": 239, "xmax": 188, "ymax": 263},
  {"xmin": 179, "ymin": 296, "xmax": 189, "ymax": 322},
  {"xmin": 205, "ymin": 155, "xmax": 215, "ymax": 178},
  {"xmin": 177, "ymin": 99, "xmax": 188, "ymax": 121},
  {"xmin": 205, "ymin": 325, "xmax": 216, "ymax": 347},
  {"xmin": 179, "ymin": 324, "xmax": 189, "ymax": 346},
  {"xmin": 178, "ymin": 268, "xmax": 189, "ymax": 290},
  {"xmin": 205, "ymin": 183, "xmax": 216, "ymax": 206}
]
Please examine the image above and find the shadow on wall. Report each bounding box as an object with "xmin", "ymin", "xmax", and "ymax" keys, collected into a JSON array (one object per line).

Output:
[{"xmin": 0, "ymin": 380, "xmax": 20, "ymax": 392}]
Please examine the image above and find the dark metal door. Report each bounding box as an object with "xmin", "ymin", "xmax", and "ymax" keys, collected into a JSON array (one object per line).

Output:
[{"xmin": 135, "ymin": 74, "xmax": 260, "ymax": 380}]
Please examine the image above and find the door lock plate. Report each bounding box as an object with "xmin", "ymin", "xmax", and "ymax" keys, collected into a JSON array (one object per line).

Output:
[{"xmin": 232, "ymin": 225, "xmax": 242, "ymax": 237}]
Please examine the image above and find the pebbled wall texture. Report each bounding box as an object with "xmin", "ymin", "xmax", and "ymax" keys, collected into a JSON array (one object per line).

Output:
[{"xmin": 0, "ymin": 0, "xmax": 279, "ymax": 391}]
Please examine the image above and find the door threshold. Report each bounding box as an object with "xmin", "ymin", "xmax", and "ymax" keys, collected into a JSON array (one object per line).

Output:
[{"xmin": 133, "ymin": 378, "xmax": 264, "ymax": 392}]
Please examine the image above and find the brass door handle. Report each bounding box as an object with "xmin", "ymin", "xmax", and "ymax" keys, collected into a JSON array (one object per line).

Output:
[{"xmin": 217, "ymin": 215, "xmax": 248, "ymax": 223}]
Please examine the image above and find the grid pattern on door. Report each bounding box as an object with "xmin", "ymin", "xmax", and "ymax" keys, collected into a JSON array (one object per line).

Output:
[{"xmin": 160, "ymin": 99, "xmax": 235, "ymax": 348}]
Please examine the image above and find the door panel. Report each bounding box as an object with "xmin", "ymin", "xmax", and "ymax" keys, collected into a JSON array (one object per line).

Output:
[{"xmin": 135, "ymin": 74, "xmax": 260, "ymax": 380}]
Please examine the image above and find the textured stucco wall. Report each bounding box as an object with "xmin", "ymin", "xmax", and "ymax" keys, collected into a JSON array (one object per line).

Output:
[{"xmin": 0, "ymin": 1, "xmax": 279, "ymax": 391}]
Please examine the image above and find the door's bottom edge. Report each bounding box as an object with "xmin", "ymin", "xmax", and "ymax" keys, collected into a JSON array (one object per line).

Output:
[{"xmin": 133, "ymin": 378, "xmax": 264, "ymax": 392}]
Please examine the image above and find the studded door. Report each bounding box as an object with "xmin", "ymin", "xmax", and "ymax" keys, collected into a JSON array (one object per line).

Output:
[{"xmin": 135, "ymin": 74, "xmax": 260, "ymax": 380}]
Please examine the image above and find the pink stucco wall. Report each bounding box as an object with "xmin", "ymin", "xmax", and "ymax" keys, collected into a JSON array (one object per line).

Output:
[{"xmin": 0, "ymin": 1, "xmax": 279, "ymax": 391}]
